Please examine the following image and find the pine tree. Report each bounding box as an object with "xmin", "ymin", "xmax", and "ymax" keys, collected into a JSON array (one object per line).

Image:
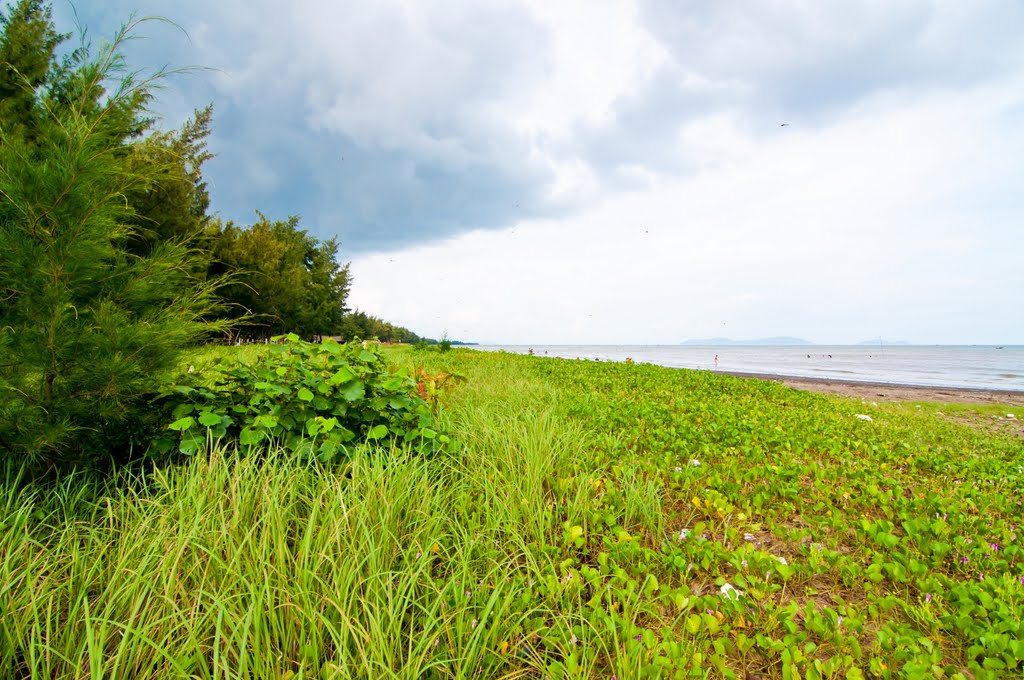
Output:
[
  {"xmin": 0, "ymin": 0, "xmax": 66, "ymax": 136},
  {"xmin": 0, "ymin": 18, "xmax": 226, "ymax": 469}
]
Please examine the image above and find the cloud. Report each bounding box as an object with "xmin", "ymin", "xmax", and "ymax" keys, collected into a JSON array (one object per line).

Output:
[
  {"xmin": 59, "ymin": 0, "xmax": 567, "ymax": 252},
  {"xmin": 571, "ymin": 0, "xmax": 1024, "ymax": 184},
  {"xmin": 47, "ymin": 1, "xmax": 1024, "ymax": 343},
  {"xmin": 636, "ymin": 1, "xmax": 1024, "ymax": 110},
  {"xmin": 349, "ymin": 74, "xmax": 1024, "ymax": 344}
]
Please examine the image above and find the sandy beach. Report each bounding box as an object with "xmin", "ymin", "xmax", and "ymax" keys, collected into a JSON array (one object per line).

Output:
[{"xmin": 726, "ymin": 371, "xmax": 1024, "ymax": 406}]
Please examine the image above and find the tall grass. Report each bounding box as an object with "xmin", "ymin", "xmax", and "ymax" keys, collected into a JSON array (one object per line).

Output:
[{"xmin": 1, "ymin": 354, "xmax": 596, "ymax": 678}]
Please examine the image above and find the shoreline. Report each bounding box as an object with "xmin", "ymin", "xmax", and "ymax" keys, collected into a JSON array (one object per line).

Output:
[{"xmin": 722, "ymin": 370, "xmax": 1024, "ymax": 405}]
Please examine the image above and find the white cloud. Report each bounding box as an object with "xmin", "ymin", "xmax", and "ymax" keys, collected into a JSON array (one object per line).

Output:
[{"xmin": 350, "ymin": 75, "xmax": 1024, "ymax": 344}]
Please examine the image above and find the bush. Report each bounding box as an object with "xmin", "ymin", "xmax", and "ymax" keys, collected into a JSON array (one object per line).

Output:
[{"xmin": 158, "ymin": 336, "xmax": 450, "ymax": 461}]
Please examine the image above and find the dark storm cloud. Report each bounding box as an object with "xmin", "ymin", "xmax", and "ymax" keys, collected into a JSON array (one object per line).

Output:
[
  {"xmin": 56, "ymin": 0, "xmax": 556, "ymax": 253},
  {"xmin": 53, "ymin": 1, "xmax": 1024, "ymax": 253}
]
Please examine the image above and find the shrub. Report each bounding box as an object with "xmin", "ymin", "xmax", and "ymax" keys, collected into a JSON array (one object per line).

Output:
[{"xmin": 158, "ymin": 336, "xmax": 450, "ymax": 461}]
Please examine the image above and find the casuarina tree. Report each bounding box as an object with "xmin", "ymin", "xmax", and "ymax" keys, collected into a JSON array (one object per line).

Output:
[{"xmin": 0, "ymin": 11, "xmax": 226, "ymax": 469}]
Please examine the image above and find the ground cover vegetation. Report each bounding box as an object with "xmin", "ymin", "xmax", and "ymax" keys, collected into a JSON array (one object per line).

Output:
[{"xmin": 3, "ymin": 347, "xmax": 1022, "ymax": 678}]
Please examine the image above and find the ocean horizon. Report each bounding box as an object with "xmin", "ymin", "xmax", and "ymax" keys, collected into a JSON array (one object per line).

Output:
[{"xmin": 470, "ymin": 344, "xmax": 1024, "ymax": 392}]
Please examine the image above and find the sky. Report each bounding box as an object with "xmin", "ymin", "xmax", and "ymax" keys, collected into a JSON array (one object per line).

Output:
[{"xmin": 57, "ymin": 0, "xmax": 1024, "ymax": 344}]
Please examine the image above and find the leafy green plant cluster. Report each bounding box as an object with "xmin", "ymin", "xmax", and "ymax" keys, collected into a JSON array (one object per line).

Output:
[{"xmin": 159, "ymin": 336, "xmax": 449, "ymax": 460}]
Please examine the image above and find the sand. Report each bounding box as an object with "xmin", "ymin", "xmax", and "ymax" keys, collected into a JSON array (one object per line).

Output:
[{"xmin": 724, "ymin": 371, "xmax": 1024, "ymax": 406}]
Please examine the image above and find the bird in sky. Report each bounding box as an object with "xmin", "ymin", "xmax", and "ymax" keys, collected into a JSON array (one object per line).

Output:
[{"xmin": 780, "ymin": 123, "xmax": 790, "ymax": 127}]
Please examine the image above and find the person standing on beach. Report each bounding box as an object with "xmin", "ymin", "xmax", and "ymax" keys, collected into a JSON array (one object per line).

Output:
[{"xmin": 714, "ymin": 354, "xmax": 719, "ymax": 369}]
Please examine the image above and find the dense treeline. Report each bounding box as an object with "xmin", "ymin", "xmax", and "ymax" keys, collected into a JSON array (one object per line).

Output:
[
  {"xmin": 339, "ymin": 310, "xmax": 427, "ymax": 344},
  {"xmin": 0, "ymin": 0, "xmax": 424, "ymax": 467},
  {"xmin": 204, "ymin": 214, "xmax": 352, "ymax": 341}
]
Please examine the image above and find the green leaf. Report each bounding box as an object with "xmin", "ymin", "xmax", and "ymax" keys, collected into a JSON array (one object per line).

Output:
[
  {"xmin": 340, "ymin": 381, "xmax": 365, "ymax": 402},
  {"xmin": 254, "ymin": 414, "xmax": 278, "ymax": 429},
  {"xmin": 368, "ymin": 424, "xmax": 388, "ymax": 439},
  {"xmin": 168, "ymin": 416, "xmax": 195, "ymax": 431},
  {"xmin": 198, "ymin": 411, "xmax": 223, "ymax": 427},
  {"xmin": 297, "ymin": 387, "xmax": 314, "ymax": 402},
  {"xmin": 329, "ymin": 366, "xmax": 356, "ymax": 385},
  {"xmin": 239, "ymin": 427, "xmax": 264, "ymax": 446},
  {"xmin": 358, "ymin": 350, "xmax": 376, "ymax": 362},
  {"xmin": 382, "ymin": 376, "xmax": 407, "ymax": 390},
  {"xmin": 171, "ymin": 403, "xmax": 194, "ymax": 419},
  {"xmin": 179, "ymin": 438, "xmax": 202, "ymax": 455}
]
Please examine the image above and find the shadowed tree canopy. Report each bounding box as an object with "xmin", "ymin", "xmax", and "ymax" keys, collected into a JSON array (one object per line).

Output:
[{"xmin": 206, "ymin": 213, "xmax": 351, "ymax": 340}]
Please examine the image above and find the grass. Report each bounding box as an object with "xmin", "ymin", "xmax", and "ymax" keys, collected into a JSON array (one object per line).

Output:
[{"xmin": 2, "ymin": 347, "xmax": 1023, "ymax": 678}]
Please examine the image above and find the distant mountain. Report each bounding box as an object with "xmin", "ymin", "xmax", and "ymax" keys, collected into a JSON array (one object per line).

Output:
[{"xmin": 681, "ymin": 337, "xmax": 813, "ymax": 346}]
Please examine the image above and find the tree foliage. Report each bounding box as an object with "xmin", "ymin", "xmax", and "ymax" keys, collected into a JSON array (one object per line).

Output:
[
  {"xmin": 0, "ymin": 0, "xmax": 64, "ymax": 136},
  {"xmin": 338, "ymin": 310, "xmax": 425, "ymax": 344},
  {"xmin": 205, "ymin": 213, "xmax": 351, "ymax": 341},
  {"xmin": 126, "ymin": 104, "xmax": 214, "ymax": 255},
  {"xmin": 0, "ymin": 13, "xmax": 226, "ymax": 468}
]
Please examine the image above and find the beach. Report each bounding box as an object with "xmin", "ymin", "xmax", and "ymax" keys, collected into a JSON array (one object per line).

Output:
[
  {"xmin": 476, "ymin": 345, "xmax": 1024, "ymax": 393},
  {"xmin": 729, "ymin": 371, "xmax": 1024, "ymax": 405}
]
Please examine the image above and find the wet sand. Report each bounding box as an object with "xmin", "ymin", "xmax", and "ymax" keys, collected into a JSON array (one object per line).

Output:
[{"xmin": 724, "ymin": 371, "xmax": 1024, "ymax": 406}]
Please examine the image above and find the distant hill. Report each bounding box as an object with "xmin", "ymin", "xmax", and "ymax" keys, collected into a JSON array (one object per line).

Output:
[{"xmin": 681, "ymin": 337, "xmax": 812, "ymax": 346}]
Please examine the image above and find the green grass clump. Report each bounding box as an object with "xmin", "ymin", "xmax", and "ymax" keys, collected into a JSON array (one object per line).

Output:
[{"xmin": 2, "ymin": 348, "xmax": 1022, "ymax": 678}]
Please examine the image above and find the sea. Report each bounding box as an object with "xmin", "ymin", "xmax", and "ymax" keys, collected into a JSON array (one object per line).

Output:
[{"xmin": 470, "ymin": 345, "xmax": 1024, "ymax": 392}]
